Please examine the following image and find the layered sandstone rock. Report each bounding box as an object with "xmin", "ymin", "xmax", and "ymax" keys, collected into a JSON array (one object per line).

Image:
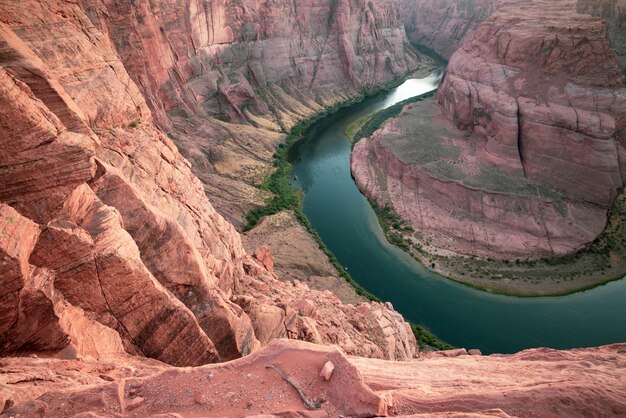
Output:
[
  {"xmin": 353, "ymin": 0, "xmax": 626, "ymax": 259},
  {"xmin": 0, "ymin": 0, "xmax": 417, "ymax": 365},
  {"xmin": 3, "ymin": 340, "xmax": 625, "ymax": 417},
  {"xmin": 401, "ymin": 0, "xmax": 510, "ymax": 59},
  {"xmin": 577, "ymin": 0, "xmax": 626, "ymax": 77},
  {"xmin": 401, "ymin": 0, "xmax": 626, "ymax": 75},
  {"xmin": 78, "ymin": 0, "xmax": 424, "ymax": 227},
  {"xmin": 236, "ymin": 269, "xmax": 416, "ymax": 360}
]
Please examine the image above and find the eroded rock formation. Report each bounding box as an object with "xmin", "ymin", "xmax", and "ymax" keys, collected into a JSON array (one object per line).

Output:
[
  {"xmin": 402, "ymin": 0, "xmax": 626, "ymax": 76},
  {"xmin": 77, "ymin": 0, "xmax": 424, "ymax": 227},
  {"xmin": 2, "ymin": 340, "xmax": 625, "ymax": 417},
  {"xmin": 0, "ymin": 0, "xmax": 418, "ymax": 366},
  {"xmin": 353, "ymin": 0, "xmax": 626, "ymax": 260},
  {"xmin": 2, "ymin": 0, "xmax": 625, "ymax": 416},
  {"xmin": 401, "ymin": 0, "xmax": 510, "ymax": 59},
  {"xmin": 577, "ymin": 0, "xmax": 626, "ymax": 78}
]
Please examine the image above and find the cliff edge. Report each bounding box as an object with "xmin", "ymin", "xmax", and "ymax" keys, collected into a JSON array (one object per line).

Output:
[{"xmin": 352, "ymin": 0, "xmax": 626, "ymax": 294}]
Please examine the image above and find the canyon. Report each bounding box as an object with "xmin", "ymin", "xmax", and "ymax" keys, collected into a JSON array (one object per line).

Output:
[
  {"xmin": 352, "ymin": 0, "xmax": 626, "ymax": 294},
  {"xmin": 0, "ymin": 0, "xmax": 421, "ymax": 367},
  {"xmin": 401, "ymin": 0, "xmax": 626, "ymax": 70},
  {"xmin": 1, "ymin": 0, "xmax": 625, "ymax": 416},
  {"xmin": 401, "ymin": 0, "xmax": 510, "ymax": 59},
  {"xmin": 80, "ymin": 0, "xmax": 423, "ymax": 230}
]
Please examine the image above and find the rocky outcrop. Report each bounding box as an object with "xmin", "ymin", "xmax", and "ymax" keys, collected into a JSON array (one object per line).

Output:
[
  {"xmin": 401, "ymin": 0, "xmax": 510, "ymax": 59},
  {"xmin": 577, "ymin": 0, "xmax": 626, "ymax": 78},
  {"xmin": 402, "ymin": 0, "xmax": 626, "ymax": 78},
  {"xmin": 0, "ymin": 0, "xmax": 417, "ymax": 365},
  {"xmin": 236, "ymin": 270, "xmax": 415, "ymax": 360},
  {"xmin": 353, "ymin": 0, "xmax": 626, "ymax": 260},
  {"xmin": 242, "ymin": 211, "xmax": 367, "ymax": 304},
  {"xmin": 3, "ymin": 340, "xmax": 625, "ymax": 417},
  {"xmin": 77, "ymin": 0, "xmax": 424, "ymax": 227}
]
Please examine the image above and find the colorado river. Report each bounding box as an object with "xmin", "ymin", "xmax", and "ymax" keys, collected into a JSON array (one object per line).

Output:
[{"xmin": 288, "ymin": 72, "xmax": 626, "ymax": 354}]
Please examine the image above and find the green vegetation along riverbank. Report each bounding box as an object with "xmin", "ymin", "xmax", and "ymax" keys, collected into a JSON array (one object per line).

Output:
[
  {"xmin": 365, "ymin": 161, "xmax": 626, "ymax": 297},
  {"xmin": 243, "ymin": 66, "xmax": 453, "ymax": 350}
]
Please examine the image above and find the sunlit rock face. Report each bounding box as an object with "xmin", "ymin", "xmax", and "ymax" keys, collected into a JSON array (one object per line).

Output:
[
  {"xmin": 352, "ymin": 0, "xmax": 626, "ymax": 259},
  {"xmin": 3, "ymin": 340, "xmax": 626, "ymax": 417}
]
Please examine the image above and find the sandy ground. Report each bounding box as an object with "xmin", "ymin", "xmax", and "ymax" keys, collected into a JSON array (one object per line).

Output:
[{"xmin": 242, "ymin": 211, "xmax": 366, "ymax": 304}]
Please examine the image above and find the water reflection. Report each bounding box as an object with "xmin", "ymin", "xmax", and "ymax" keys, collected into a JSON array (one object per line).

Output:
[{"xmin": 289, "ymin": 73, "xmax": 626, "ymax": 354}]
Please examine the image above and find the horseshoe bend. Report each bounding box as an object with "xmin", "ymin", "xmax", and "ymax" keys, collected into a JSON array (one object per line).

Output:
[{"xmin": 0, "ymin": 0, "xmax": 625, "ymax": 416}]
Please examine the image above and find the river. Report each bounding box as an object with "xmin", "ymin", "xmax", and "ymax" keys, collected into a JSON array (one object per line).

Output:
[{"xmin": 288, "ymin": 71, "xmax": 626, "ymax": 354}]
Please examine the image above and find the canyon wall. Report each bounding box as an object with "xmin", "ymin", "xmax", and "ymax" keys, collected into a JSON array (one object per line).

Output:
[
  {"xmin": 577, "ymin": 0, "xmax": 626, "ymax": 78},
  {"xmin": 0, "ymin": 0, "xmax": 418, "ymax": 365},
  {"xmin": 401, "ymin": 0, "xmax": 510, "ymax": 59},
  {"xmin": 353, "ymin": 0, "xmax": 626, "ymax": 260},
  {"xmin": 401, "ymin": 0, "xmax": 626, "ymax": 73},
  {"xmin": 76, "ymin": 0, "xmax": 423, "ymax": 227},
  {"xmin": 1, "ymin": 1, "xmax": 626, "ymax": 415}
]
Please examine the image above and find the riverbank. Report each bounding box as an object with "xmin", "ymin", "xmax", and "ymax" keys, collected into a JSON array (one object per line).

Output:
[
  {"xmin": 287, "ymin": 72, "xmax": 626, "ymax": 353},
  {"xmin": 431, "ymin": 192, "xmax": 626, "ymax": 297},
  {"xmin": 367, "ymin": 191, "xmax": 626, "ymax": 297},
  {"xmin": 353, "ymin": 100, "xmax": 626, "ymax": 297},
  {"xmin": 243, "ymin": 58, "xmax": 453, "ymax": 350}
]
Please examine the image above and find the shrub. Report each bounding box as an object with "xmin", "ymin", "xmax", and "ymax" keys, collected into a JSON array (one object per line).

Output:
[{"xmin": 410, "ymin": 322, "xmax": 454, "ymax": 351}]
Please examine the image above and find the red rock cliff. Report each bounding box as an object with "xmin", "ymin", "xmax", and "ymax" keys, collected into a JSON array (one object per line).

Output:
[
  {"xmin": 401, "ymin": 0, "xmax": 510, "ymax": 59},
  {"xmin": 401, "ymin": 0, "xmax": 626, "ymax": 72},
  {"xmin": 74, "ymin": 0, "xmax": 424, "ymax": 227},
  {"xmin": 353, "ymin": 0, "xmax": 626, "ymax": 260},
  {"xmin": 577, "ymin": 0, "xmax": 626, "ymax": 77},
  {"xmin": 0, "ymin": 0, "xmax": 418, "ymax": 365}
]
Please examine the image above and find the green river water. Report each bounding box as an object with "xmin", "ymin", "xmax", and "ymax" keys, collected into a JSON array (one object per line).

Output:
[{"xmin": 288, "ymin": 71, "xmax": 626, "ymax": 354}]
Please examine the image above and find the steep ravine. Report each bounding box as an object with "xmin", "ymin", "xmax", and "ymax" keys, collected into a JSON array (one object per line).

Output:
[
  {"xmin": 401, "ymin": 0, "xmax": 510, "ymax": 59},
  {"xmin": 401, "ymin": 0, "xmax": 626, "ymax": 79},
  {"xmin": 79, "ymin": 0, "xmax": 424, "ymax": 229}
]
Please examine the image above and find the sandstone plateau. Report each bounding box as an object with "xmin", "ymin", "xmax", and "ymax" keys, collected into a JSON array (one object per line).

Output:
[
  {"xmin": 2, "ymin": 340, "xmax": 626, "ymax": 417},
  {"xmin": 353, "ymin": 0, "xmax": 626, "ymax": 262}
]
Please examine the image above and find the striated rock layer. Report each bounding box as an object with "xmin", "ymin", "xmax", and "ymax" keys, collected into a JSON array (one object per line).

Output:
[
  {"xmin": 577, "ymin": 0, "xmax": 626, "ymax": 78},
  {"xmin": 402, "ymin": 0, "xmax": 626, "ymax": 76},
  {"xmin": 0, "ymin": 0, "xmax": 418, "ymax": 366},
  {"xmin": 401, "ymin": 0, "xmax": 510, "ymax": 59},
  {"xmin": 2, "ymin": 340, "xmax": 625, "ymax": 417},
  {"xmin": 353, "ymin": 0, "xmax": 626, "ymax": 260},
  {"xmin": 78, "ymin": 0, "xmax": 424, "ymax": 227}
]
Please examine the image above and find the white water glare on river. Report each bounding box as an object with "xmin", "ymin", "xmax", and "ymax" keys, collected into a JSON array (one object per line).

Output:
[{"xmin": 288, "ymin": 71, "xmax": 626, "ymax": 354}]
